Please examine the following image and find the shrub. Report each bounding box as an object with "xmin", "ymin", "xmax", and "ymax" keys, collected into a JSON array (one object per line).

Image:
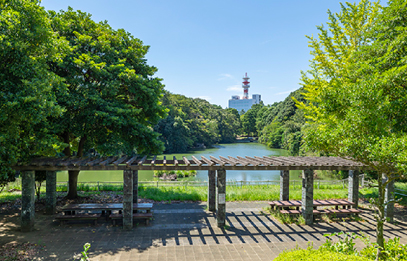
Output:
[
  {"xmin": 360, "ymin": 237, "xmax": 407, "ymax": 261},
  {"xmin": 275, "ymin": 248, "xmax": 373, "ymax": 261},
  {"xmin": 321, "ymin": 232, "xmax": 358, "ymax": 256}
]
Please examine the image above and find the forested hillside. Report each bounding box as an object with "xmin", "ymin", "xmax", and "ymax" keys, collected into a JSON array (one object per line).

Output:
[
  {"xmin": 241, "ymin": 88, "xmax": 307, "ymax": 155},
  {"xmin": 154, "ymin": 91, "xmax": 241, "ymax": 153},
  {"xmin": 156, "ymin": 89, "xmax": 307, "ymax": 155}
]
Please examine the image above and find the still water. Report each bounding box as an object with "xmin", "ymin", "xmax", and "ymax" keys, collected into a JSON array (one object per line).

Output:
[{"xmin": 57, "ymin": 143, "xmax": 301, "ymax": 182}]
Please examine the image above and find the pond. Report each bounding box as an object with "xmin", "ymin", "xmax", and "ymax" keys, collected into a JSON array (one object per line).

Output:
[{"xmin": 56, "ymin": 142, "xmax": 302, "ymax": 182}]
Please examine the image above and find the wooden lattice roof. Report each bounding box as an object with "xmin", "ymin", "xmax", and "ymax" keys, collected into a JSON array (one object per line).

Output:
[{"xmin": 12, "ymin": 155, "xmax": 367, "ymax": 171}]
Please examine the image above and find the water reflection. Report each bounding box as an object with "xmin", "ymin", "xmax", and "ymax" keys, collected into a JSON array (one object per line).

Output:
[{"xmin": 57, "ymin": 143, "xmax": 300, "ymax": 182}]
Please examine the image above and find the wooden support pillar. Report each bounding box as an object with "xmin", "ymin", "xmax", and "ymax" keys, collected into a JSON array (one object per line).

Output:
[
  {"xmin": 208, "ymin": 170, "xmax": 216, "ymax": 212},
  {"xmin": 133, "ymin": 170, "xmax": 138, "ymax": 204},
  {"xmin": 123, "ymin": 170, "xmax": 133, "ymax": 230},
  {"xmin": 302, "ymin": 169, "xmax": 313, "ymax": 226},
  {"xmin": 45, "ymin": 171, "xmax": 57, "ymax": 215},
  {"xmin": 216, "ymin": 168, "xmax": 226, "ymax": 228},
  {"xmin": 21, "ymin": 171, "xmax": 35, "ymax": 232},
  {"xmin": 383, "ymin": 174, "xmax": 395, "ymax": 223},
  {"xmin": 280, "ymin": 170, "xmax": 290, "ymax": 201},
  {"xmin": 348, "ymin": 170, "xmax": 359, "ymax": 209}
]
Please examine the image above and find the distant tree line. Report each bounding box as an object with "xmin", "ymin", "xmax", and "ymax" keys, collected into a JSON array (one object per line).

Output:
[
  {"xmin": 154, "ymin": 89, "xmax": 308, "ymax": 156},
  {"xmin": 240, "ymin": 89, "xmax": 307, "ymax": 156},
  {"xmin": 154, "ymin": 92, "xmax": 241, "ymax": 153}
]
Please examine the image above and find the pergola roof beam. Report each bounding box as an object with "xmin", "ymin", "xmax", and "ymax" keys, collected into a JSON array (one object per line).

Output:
[
  {"xmin": 191, "ymin": 156, "xmax": 202, "ymax": 166},
  {"xmin": 182, "ymin": 156, "xmax": 191, "ymax": 166},
  {"xmin": 201, "ymin": 156, "xmax": 214, "ymax": 166}
]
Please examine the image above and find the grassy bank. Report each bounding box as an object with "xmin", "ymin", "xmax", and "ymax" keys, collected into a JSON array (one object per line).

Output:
[
  {"xmin": 1, "ymin": 184, "xmax": 350, "ymax": 203},
  {"xmin": 1, "ymin": 181, "xmax": 406, "ymax": 204}
]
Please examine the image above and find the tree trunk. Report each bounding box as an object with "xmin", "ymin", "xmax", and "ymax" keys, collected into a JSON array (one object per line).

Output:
[
  {"xmin": 376, "ymin": 174, "xmax": 386, "ymax": 261},
  {"xmin": 67, "ymin": 170, "xmax": 80, "ymax": 199},
  {"xmin": 64, "ymin": 134, "xmax": 86, "ymax": 199}
]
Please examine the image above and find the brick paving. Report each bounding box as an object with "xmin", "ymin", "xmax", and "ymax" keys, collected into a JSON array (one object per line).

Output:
[{"xmin": 1, "ymin": 201, "xmax": 407, "ymax": 260}]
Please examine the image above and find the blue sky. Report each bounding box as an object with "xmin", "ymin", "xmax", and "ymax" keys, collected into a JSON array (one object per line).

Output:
[{"xmin": 41, "ymin": 0, "xmax": 348, "ymax": 108}]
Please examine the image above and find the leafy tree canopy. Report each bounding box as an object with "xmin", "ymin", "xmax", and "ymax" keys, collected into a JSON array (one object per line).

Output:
[
  {"xmin": 0, "ymin": 0, "xmax": 67, "ymax": 188},
  {"xmin": 48, "ymin": 8, "xmax": 167, "ymax": 198},
  {"xmin": 296, "ymin": 0, "xmax": 407, "ymax": 257},
  {"xmin": 155, "ymin": 91, "xmax": 241, "ymax": 153}
]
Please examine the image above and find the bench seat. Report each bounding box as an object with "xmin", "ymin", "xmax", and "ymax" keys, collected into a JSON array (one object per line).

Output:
[
  {"xmin": 280, "ymin": 208, "xmax": 361, "ymax": 215},
  {"xmin": 55, "ymin": 213, "xmax": 101, "ymax": 225},
  {"xmin": 109, "ymin": 213, "xmax": 153, "ymax": 225}
]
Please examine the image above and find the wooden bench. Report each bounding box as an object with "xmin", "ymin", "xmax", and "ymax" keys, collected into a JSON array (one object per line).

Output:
[
  {"xmin": 280, "ymin": 208, "xmax": 361, "ymax": 215},
  {"xmin": 109, "ymin": 213, "xmax": 153, "ymax": 226},
  {"xmin": 55, "ymin": 213, "xmax": 101, "ymax": 225},
  {"xmin": 269, "ymin": 200, "xmax": 356, "ymax": 212}
]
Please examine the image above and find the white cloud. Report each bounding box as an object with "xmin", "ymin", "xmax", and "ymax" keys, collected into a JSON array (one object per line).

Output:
[
  {"xmin": 218, "ymin": 73, "xmax": 234, "ymax": 81},
  {"xmin": 276, "ymin": 89, "xmax": 296, "ymax": 95},
  {"xmin": 196, "ymin": 96, "xmax": 212, "ymax": 101},
  {"xmin": 226, "ymin": 85, "xmax": 241, "ymax": 92}
]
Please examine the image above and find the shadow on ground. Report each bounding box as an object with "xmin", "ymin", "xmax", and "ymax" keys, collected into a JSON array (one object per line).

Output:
[{"xmin": 1, "ymin": 202, "xmax": 407, "ymax": 260}]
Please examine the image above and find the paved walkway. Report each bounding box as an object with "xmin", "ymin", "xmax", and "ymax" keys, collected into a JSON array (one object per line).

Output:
[{"xmin": 1, "ymin": 201, "xmax": 407, "ymax": 260}]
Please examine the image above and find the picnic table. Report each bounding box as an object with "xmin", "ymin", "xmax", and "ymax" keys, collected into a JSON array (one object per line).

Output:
[
  {"xmin": 56, "ymin": 203, "xmax": 153, "ymax": 225},
  {"xmin": 268, "ymin": 199, "xmax": 361, "ymax": 216}
]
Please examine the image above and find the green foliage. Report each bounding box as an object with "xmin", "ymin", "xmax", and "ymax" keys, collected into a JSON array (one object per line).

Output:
[
  {"xmin": 0, "ymin": 0, "xmax": 67, "ymax": 187},
  {"xmin": 46, "ymin": 8, "xmax": 167, "ymax": 197},
  {"xmin": 153, "ymin": 170, "xmax": 196, "ymax": 178},
  {"xmin": 241, "ymin": 103, "xmax": 263, "ymax": 136},
  {"xmin": 275, "ymin": 248, "xmax": 373, "ymax": 261},
  {"xmin": 276, "ymin": 231, "xmax": 406, "ymax": 261},
  {"xmin": 321, "ymin": 232, "xmax": 358, "ymax": 256},
  {"xmin": 154, "ymin": 92, "xmax": 240, "ymax": 153},
  {"xmin": 80, "ymin": 243, "xmax": 91, "ymax": 261},
  {"xmin": 296, "ymin": 0, "xmax": 407, "ymax": 258},
  {"xmin": 250, "ymin": 89, "xmax": 307, "ymax": 155},
  {"xmin": 360, "ymin": 237, "xmax": 407, "ymax": 261},
  {"xmin": 260, "ymin": 122, "xmax": 284, "ymax": 148},
  {"xmin": 49, "ymin": 8, "xmax": 166, "ymax": 156},
  {"xmin": 138, "ymin": 186, "xmax": 206, "ymax": 202}
]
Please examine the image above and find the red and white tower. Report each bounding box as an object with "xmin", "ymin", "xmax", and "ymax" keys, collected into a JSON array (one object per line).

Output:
[{"xmin": 242, "ymin": 73, "xmax": 250, "ymax": 99}]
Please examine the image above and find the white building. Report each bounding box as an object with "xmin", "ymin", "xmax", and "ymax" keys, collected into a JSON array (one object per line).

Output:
[
  {"xmin": 229, "ymin": 94, "xmax": 261, "ymax": 113},
  {"xmin": 228, "ymin": 73, "xmax": 261, "ymax": 113}
]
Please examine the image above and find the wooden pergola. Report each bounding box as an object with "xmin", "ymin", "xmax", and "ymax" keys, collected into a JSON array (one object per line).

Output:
[{"xmin": 12, "ymin": 155, "xmax": 395, "ymax": 232}]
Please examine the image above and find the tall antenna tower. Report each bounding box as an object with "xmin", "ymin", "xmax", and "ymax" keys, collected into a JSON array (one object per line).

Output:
[{"xmin": 242, "ymin": 73, "xmax": 250, "ymax": 99}]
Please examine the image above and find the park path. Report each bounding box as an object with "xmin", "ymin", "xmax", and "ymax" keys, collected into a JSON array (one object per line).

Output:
[{"xmin": 1, "ymin": 201, "xmax": 407, "ymax": 260}]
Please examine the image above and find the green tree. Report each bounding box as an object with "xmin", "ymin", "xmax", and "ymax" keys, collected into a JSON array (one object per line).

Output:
[
  {"xmin": 0, "ymin": 0, "xmax": 67, "ymax": 189},
  {"xmin": 48, "ymin": 8, "xmax": 166, "ymax": 198},
  {"xmin": 260, "ymin": 122, "xmax": 284, "ymax": 148},
  {"xmin": 296, "ymin": 1, "xmax": 407, "ymax": 259},
  {"xmin": 241, "ymin": 103, "xmax": 263, "ymax": 136},
  {"xmin": 256, "ymin": 89, "xmax": 306, "ymax": 155},
  {"xmin": 241, "ymin": 109, "xmax": 256, "ymax": 136},
  {"xmin": 155, "ymin": 92, "xmax": 240, "ymax": 152}
]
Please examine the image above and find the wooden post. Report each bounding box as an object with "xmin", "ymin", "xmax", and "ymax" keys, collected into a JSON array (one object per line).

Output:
[
  {"xmin": 280, "ymin": 170, "xmax": 289, "ymax": 201},
  {"xmin": 123, "ymin": 170, "xmax": 133, "ymax": 230},
  {"xmin": 133, "ymin": 170, "xmax": 138, "ymax": 204},
  {"xmin": 302, "ymin": 169, "xmax": 314, "ymax": 226},
  {"xmin": 383, "ymin": 174, "xmax": 395, "ymax": 223},
  {"xmin": 45, "ymin": 171, "xmax": 57, "ymax": 215},
  {"xmin": 21, "ymin": 171, "xmax": 35, "ymax": 232},
  {"xmin": 216, "ymin": 168, "xmax": 226, "ymax": 228},
  {"xmin": 348, "ymin": 170, "xmax": 359, "ymax": 209},
  {"xmin": 208, "ymin": 170, "xmax": 216, "ymax": 212}
]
